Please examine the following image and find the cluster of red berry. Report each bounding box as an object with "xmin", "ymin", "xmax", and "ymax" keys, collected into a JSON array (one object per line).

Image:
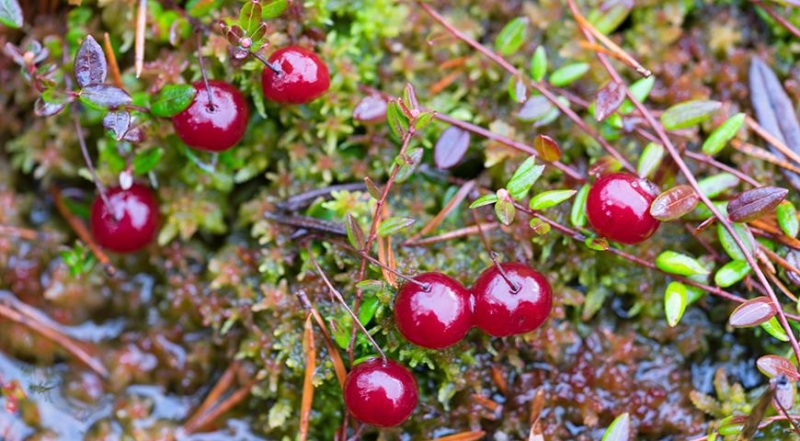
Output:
[
  {"xmin": 344, "ymin": 261, "xmax": 553, "ymax": 427},
  {"xmin": 90, "ymin": 46, "xmax": 330, "ymax": 252}
]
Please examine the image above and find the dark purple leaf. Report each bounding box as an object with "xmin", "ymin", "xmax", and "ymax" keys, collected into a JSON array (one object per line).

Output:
[
  {"xmin": 757, "ymin": 355, "xmax": 800, "ymax": 381},
  {"xmin": 786, "ymin": 250, "xmax": 800, "ymax": 287},
  {"xmin": 364, "ymin": 177, "xmax": 382, "ymax": 200},
  {"xmin": 103, "ymin": 110, "xmax": 131, "ymax": 141},
  {"xmin": 534, "ymin": 134, "xmax": 561, "ymax": 162},
  {"xmin": 3, "ymin": 42, "xmax": 25, "ymax": 66},
  {"xmin": 649, "ymin": 185, "xmax": 699, "ymax": 221},
  {"xmin": 122, "ymin": 126, "xmax": 145, "ymax": 143},
  {"xmin": 750, "ymin": 57, "xmax": 800, "ymax": 193},
  {"xmin": 345, "ymin": 213, "xmax": 365, "ymax": 249},
  {"xmin": 353, "ymin": 95, "xmax": 387, "ymax": 123},
  {"xmin": 34, "ymin": 97, "xmax": 66, "ymax": 117},
  {"xmin": 728, "ymin": 186, "xmax": 789, "ymax": 223},
  {"xmin": 595, "ymin": 81, "xmax": 626, "ymax": 121},
  {"xmin": 79, "ymin": 85, "xmax": 132, "ymax": 109},
  {"xmin": 74, "ymin": 35, "xmax": 107, "ymax": 88},
  {"xmin": 434, "ymin": 126, "xmax": 470, "ymax": 169},
  {"xmin": 729, "ymin": 296, "xmax": 776, "ymax": 328}
]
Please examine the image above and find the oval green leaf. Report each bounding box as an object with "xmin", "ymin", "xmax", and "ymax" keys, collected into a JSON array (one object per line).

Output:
[
  {"xmin": 637, "ymin": 142, "xmax": 664, "ymax": 179},
  {"xmin": 601, "ymin": 412, "xmax": 630, "ymax": 441},
  {"xmin": 470, "ymin": 193, "xmax": 498, "ymax": 209},
  {"xmin": 714, "ymin": 260, "xmax": 751, "ymax": 288},
  {"xmin": 655, "ymin": 251, "xmax": 709, "ymax": 276},
  {"xmin": 761, "ymin": 316, "xmax": 790, "ymax": 341},
  {"xmin": 377, "ymin": 216, "xmax": 415, "ymax": 236},
  {"xmin": 571, "ymin": 184, "xmax": 591, "ymax": 227},
  {"xmin": 151, "ymin": 84, "xmax": 197, "ymax": 117},
  {"xmin": 529, "ymin": 189, "xmax": 577, "ymax": 211},
  {"xmin": 661, "ymin": 100, "xmax": 722, "ymax": 131},
  {"xmin": 717, "ymin": 222, "xmax": 755, "ymax": 262},
  {"xmin": 701, "ymin": 113, "xmax": 746, "ymax": 156},
  {"xmin": 698, "ymin": 173, "xmax": 739, "ymax": 198},
  {"xmin": 530, "ymin": 46, "xmax": 547, "ymax": 82},
  {"xmin": 495, "ymin": 17, "xmax": 528, "ymax": 56},
  {"xmin": 664, "ymin": 281, "xmax": 687, "ymax": 328},
  {"xmin": 777, "ymin": 201, "xmax": 799, "ymax": 238},
  {"xmin": 506, "ymin": 156, "xmax": 544, "ymax": 201},
  {"xmin": 549, "ymin": 62, "xmax": 590, "ymax": 88}
]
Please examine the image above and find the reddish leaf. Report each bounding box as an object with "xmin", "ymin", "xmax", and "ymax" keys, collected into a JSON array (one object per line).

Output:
[
  {"xmin": 74, "ymin": 35, "xmax": 107, "ymax": 88},
  {"xmin": 588, "ymin": 156, "xmax": 622, "ymax": 178},
  {"xmin": 728, "ymin": 186, "xmax": 789, "ymax": 223},
  {"xmin": 103, "ymin": 110, "xmax": 131, "ymax": 141},
  {"xmin": 649, "ymin": 185, "xmax": 699, "ymax": 221},
  {"xmin": 757, "ymin": 355, "xmax": 800, "ymax": 381},
  {"xmin": 353, "ymin": 95, "xmax": 387, "ymax": 123},
  {"xmin": 533, "ymin": 134, "xmax": 561, "ymax": 162},
  {"xmin": 729, "ymin": 296, "xmax": 776, "ymax": 328},
  {"xmin": 595, "ymin": 81, "xmax": 626, "ymax": 121},
  {"xmin": 122, "ymin": 126, "xmax": 145, "ymax": 143},
  {"xmin": 434, "ymin": 126, "xmax": 470, "ymax": 169}
]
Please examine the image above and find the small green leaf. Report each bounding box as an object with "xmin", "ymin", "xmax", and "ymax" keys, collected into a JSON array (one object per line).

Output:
[
  {"xmin": 261, "ymin": 0, "xmax": 288, "ymax": 19},
  {"xmin": 585, "ymin": 237, "xmax": 609, "ymax": 251},
  {"xmin": 589, "ymin": 2, "xmax": 632, "ymax": 34},
  {"xmin": 697, "ymin": 173, "xmax": 739, "ymax": 198},
  {"xmin": 394, "ymin": 148, "xmax": 423, "ymax": 183},
  {"xmin": 664, "ymin": 282, "xmax": 688, "ymax": 327},
  {"xmin": 619, "ymin": 76, "xmax": 655, "ymax": 114},
  {"xmin": 357, "ymin": 296, "xmax": 380, "ymax": 326},
  {"xmin": 655, "ymin": 251, "xmax": 709, "ymax": 276},
  {"xmin": 529, "ymin": 189, "xmax": 577, "ymax": 210},
  {"xmin": 528, "ymin": 218, "xmax": 550, "ymax": 235},
  {"xmin": 364, "ymin": 177, "xmax": 382, "ymax": 200},
  {"xmin": 571, "ymin": 184, "xmax": 590, "ymax": 227},
  {"xmin": 186, "ymin": 0, "xmax": 223, "ymax": 18},
  {"xmin": 132, "ymin": 148, "xmax": 164, "ymax": 175},
  {"xmin": 506, "ymin": 156, "xmax": 544, "ymax": 201},
  {"xmin": 495, "ymin": 195, "xmax": 516, "ymax": 225},
  {"xmin": 345, "ymin": 213, "xmax": 365, "ymax": 249},
  {"xmin": 761, "ymin": 316, "xmax": 790, "ymax": 341},
  {"xmin": 414, "ymin": 110, "xmax": 436, "ymax": 132},
  {"xmin": 777, "ymin": 201, "xmax": 799, "ymax": 238},
  {"xmin": 601, "ymin": 412, "xmax": 630, "ymax": 441},
  {"xmin": 386, "ymin": 100, "xmax": 409, "ymax": 139},
  {"xmin": 151, "ymin": 84, "xmax": 197, "ymax": 117},
  {"xmin": 0, "ymin": 0, "xmax": 23, "ymax": 28},
  {"xmin": 470, "ymin": 194, "xmax": 498, "ymax": 209},
  {"xmin": 377, "ymin": 217, "xmax": 415, "ymax": 236},
  {"xmin": 637, "ymin": 142, "xmax": 664, "ymax": 179},
  {"xmin": 660, "ymin": 100, "xmax": 722, "ymax": 131},
  {"xmin": 714, "ymin": 260, "xmax": 751, "ymax": 288},
  {"xmin": 239, "ymin": 0, "xmax": 262, "ymax": 36},
  {"xmin": 530, "ymin": 46, "xmax": 547, "ymax": 82},
  {"xmin": 701, "ymin": 113, "xmax": 746, "ymax": 156},
  {"xmin": 717, "ymin": 416, "xmax": 744, "ymax": 436},
  {"xmin": 495, "ymin": 17, "xmax": 528, "ymax": 56},
  {"xmin": 549, "ymin": 63, "xmax": 590, "ymax": 87},
  {"xmin": 717, "ymin": 222, "xmax": 755, "ymax": 262}
]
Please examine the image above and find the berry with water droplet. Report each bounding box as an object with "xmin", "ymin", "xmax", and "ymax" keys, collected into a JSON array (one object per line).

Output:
[
  {"xmin": 261, "ymin": 46, "xmax": 330, "ymax": 104},
  {"xmin": 343, "ymin": 358, "xmax": 418, "ymax": 427},
  {"xmin": 586, "ymin": 172, "xmax": 660, "ymax": 244},
  {"xmin": 172, "ymin": 80, "xmax": 249, "ymax": 152},
  {"xmin": 90, "ymin": 183, "xmax": 159, "ymax": 253}
]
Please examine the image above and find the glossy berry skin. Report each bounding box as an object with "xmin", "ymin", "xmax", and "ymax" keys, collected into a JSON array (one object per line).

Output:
[
  {"xmin": 90, "ymin": 184, "xmax": 159, "ymax": 253},
  {"xmin": 261, "ymin": 46, "xmax": 330, "ymax": 104},
  {"xmin": 586, "ymin": 172, "xmax": 660, "ymax": 244},
  {"xmin": 172, "ymin": 80, "xmax": 249, "ymax": 152},
  {"xmin": 343, "ymin": 358, "xmax": 418, "ymax": 427},
  {"xmin": 393, "ymin": 272, "xmax": 473, "ymax": 349},
  {"xmin": 472, "ymin": 263, "xmax": 552, "ymax": 337}
]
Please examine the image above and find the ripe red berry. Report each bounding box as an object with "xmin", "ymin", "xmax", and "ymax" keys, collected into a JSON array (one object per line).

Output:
[
  {"xmin": 586, "ymin": 172, "xmax": 660, "ymax": 244},
  {"xmin": 172, "ymin": 80, "xmax": 249, "ymax": 152},
  {"xmin": 261, "ymin": 46, "xmax": 330, "ymax": 104},
  {"xmin": 90, "ymin": 183, "xmax": 159, "ymax": 253},
  {"xmin": 393, "ymin": 272, "xmax": 473, "ymax": 349},
  {"xmin": 472, "ymin": 262, "xmax": 552, "ymax": 337},
  {"xmin": 343, "ymin": 358, "xmax": 418, "ymax": 427}
]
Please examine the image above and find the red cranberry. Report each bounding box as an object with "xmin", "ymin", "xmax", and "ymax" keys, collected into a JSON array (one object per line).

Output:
[
  {"xmin": 90, "ymin": 184, "xmax": 159, "ymax": 253},
  {"xmin": 261, "ymin": 46, "xmax": 330, "ymax": 104},
  {"xmin": 172, "ymin": 80, "xmax": 249, "ymax": 152},
  {"xmin": 472, "ymin": 262, "xmax": 553, "ymax": 337},
  {"xmin": 393, "ymin": 272, "xmax": 473, "ymax": 349},
  {"xmin": 586, "ymin": 172, "xmax": 660, "ymax": 244},
  {"xmin": 343, "ymin": 358, "xmax": 418, "ymax": 427}
]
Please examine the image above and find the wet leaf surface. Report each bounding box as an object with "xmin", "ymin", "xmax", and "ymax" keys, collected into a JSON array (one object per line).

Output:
[
  {"xmin": 74, "ymin": 35, "xmax": 107, "ymax": 88},
  {"xmin": 649, "ymin": 185, "xmax": 699, "ymax": 221},
  {"xmin": 434, "ymin": 126, "xmax": 470, "ymax": 169},
  {"xmin": 729, "ymin": 297, "xmax": 776, "ymax": 328},
  {"xmin": 728, "ymin": 186, "xmax": 788, "ymax": 223}
]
